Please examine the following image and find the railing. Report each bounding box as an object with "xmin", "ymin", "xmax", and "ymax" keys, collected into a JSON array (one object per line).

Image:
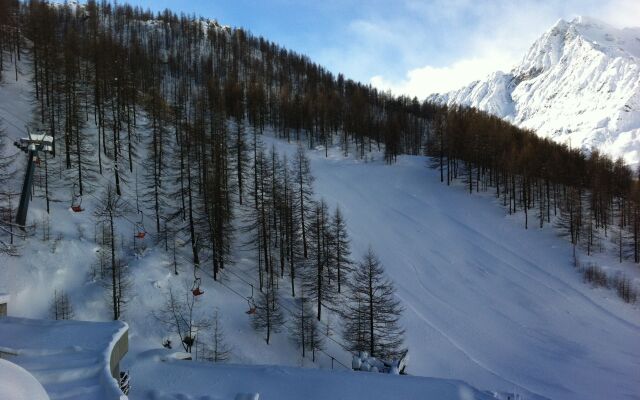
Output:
[
  {"xmin": 109, "ymin": 327, "xmax": 129, "ymax": 379},
  {"xmin": 100, "ymin": 323, "xmax": 129, "ymax": 400}
]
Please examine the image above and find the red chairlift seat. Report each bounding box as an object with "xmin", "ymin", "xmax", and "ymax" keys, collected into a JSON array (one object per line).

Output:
[
  {"xmin": 71, "ymin": 184, "xmax": 82, "ymax": 212},
  {"xmin": 246, "ymin": 298, "xmax": 257, "ymax": 314},
  {"xmin": 191, "ymin": 277, "xmax": 204, "ymax": 296},
  {"xmin": 134, "ymin": 212, "xmax": 146, "ymax": 239}
]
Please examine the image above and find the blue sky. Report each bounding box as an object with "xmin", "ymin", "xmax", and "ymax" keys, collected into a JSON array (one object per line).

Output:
[{"xmin": 120, "ymin": 0, "xmax": 640, "ymax": 98}]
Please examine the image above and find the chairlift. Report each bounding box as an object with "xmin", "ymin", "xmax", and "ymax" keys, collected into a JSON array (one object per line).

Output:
[
  {"xmin": 245, "ymin": 298, "xmax": 257, "ymax": 315},
  {"xmin": 71, "ymin": 184, "xmax": 83, "ymax": 212},
  {"xmin": 245, "ymin": 284, "xmax": 256, "ymax": 314},
  {"xmin": 191, "ymin": 277, "xmax": 204, "ymax": 296},
  {"xmin": 134, "ymin": 212, "xmax": 146, "ymax": 239}
]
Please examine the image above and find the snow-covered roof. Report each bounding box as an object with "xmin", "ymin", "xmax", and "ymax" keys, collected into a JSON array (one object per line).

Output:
[
  {"xmin": 0, "ymin": 317, "xmax": 128, "ymax": 400},
  {"xmin": 0, "ymin": 293, "xmax": 9, "ymax": 304},
  {"xmin": 0, "ymin": 359, "xmax": 49, "ymax": 400}
]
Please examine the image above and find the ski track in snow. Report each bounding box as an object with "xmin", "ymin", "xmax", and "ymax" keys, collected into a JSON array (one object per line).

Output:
[{"xmin": 282, "ymin": 140, "xmax": 640, "ymax": 400}]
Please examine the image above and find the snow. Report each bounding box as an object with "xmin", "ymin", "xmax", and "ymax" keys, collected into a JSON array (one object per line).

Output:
[
  {"xmin": 0, "ymin": 358, "xmax": 50, "ymax": 400},
  {"xmin": 350, "ymin": 351, "xmax": 399, "ymax": 374},
  {"xmin": 430, "ymin": 16, "xmax": 640, "ymax": 167},
  {"xmin": 129, "ymin": 349, "xmax": 495, "ymax": 400},
  {"xmin": 0, "ymin": 293, "xmax": 9, "ymax": 304},
  {"xmin": 15, "ymin": 134, "xmax": 54, "ymax": 153},
  {"xmin": 0, "ymin": 317, "xmax": 128, "ymax": 400},
  {"xmin": 260, "ymin": 137, "xmax": 640, "ymax": 400},
  {"xmin": 2, "ymin": 36, "xmax": 640, "ymax": 400}
]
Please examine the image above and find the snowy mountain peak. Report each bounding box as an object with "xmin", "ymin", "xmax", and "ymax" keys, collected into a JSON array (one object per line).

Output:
[
  {"xmin": 571, "ymin": 15, "xmax": 608, "ymax": 28},
  {"xmin": 514, "ymin": 18, "xmax": 572, "ymax": 78},
  {"xmin": 430, "ymin": 17, "xmax": 640, "ymax": 166},
  {"xmin": 568, "ymin": 16, "xmax": 640, "ymax": 58},
  {"xmin": 516, "ymin": 16, "xmax": 640, "ymax": 78}
]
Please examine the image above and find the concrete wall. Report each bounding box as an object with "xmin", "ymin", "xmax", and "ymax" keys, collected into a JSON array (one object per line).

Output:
[{"xmin": 109, "ymin": 327, "xmax": 128, "ymax": 379}]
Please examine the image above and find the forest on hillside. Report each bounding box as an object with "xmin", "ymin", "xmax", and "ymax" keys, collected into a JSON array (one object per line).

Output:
[{"xmin": 0, "ymin": 0, "xmax": 638, "ymax": 339}]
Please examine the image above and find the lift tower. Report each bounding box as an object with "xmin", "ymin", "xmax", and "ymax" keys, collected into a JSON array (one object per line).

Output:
[{"xmin": 13, "ymin": 132, "xmax": 53, "ymax": 229}]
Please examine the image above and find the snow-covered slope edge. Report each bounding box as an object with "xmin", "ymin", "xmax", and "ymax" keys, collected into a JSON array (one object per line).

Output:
[
  {"xmin": 429, "ymin": 17, "xmax": 640, "ymax": 167},
  {"xmin": 130, "ymin": 349, "xmax": 497, "ymax": 400},
  {"xmin": 0, "ymin": 359, "xmax": 49, "ymax": 400},
  {"xmin": 0, "ymin": 317, "xmax": 127, "ymax": 400}
]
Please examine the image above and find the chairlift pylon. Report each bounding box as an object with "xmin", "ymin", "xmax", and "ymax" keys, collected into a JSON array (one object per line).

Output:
[{"xmin": 14, "ymin": 129, "xmax": 54, "ymax": 228}]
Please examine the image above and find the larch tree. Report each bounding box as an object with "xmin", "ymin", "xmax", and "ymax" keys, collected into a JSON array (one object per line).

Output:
[
  {"xmin": 289, "ymin": 294, "xmax": 324, "ymax": 361},
  {"xmin": 206, "ymin": 309, "xmax": 231, "ymax": 362},
  {"xmin": 252, "ymin": 280, "xmax": 284, "ymax": 345},
  {"xmin": 156, "ymin": 284, "xmax": 210, "ymax": 354},
  {"xmin": 0, "ymin": 122, "xmax": 17, "ymax": 255},
  {"xmin": 303, "ymin": 199, "xmax": 337, "ymax": 321},
  {"xmin": 50, "ymin": 289, "xmax": 75, "ymax": 320},
  {"xmin": 343, "ymin": 248, "xmax": 405, "ymax": 360},
  {"xmin": 292, "ymin": 144, "xmax": 314, "ymax": 259},
  {"xmin": 331, "ymin": 206, "xmax": 353, "ymax": 294},
  {"xmin": 93, "ymin": 184, "xmax": 129, "ymax": 320}
]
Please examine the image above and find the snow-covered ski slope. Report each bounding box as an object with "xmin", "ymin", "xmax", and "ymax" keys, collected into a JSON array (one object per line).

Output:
[
  {"xmin": 0, "ymin": 61, "xmax": 499, "ymax": 400},
  {"xmin": 1, "ymin": 60, "xmax": 639, "ymax": 400},
  {"xmin": 267, "ymin": 137, "xmax": 640, "ymax": 400}
]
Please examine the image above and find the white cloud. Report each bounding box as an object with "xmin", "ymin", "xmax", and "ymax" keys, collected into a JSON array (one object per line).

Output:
[
  {"xmin": 599, "ymin": 0, "xmax": 640, "ymax": 28},
  {"xmin": 371, "ymin": 52, "xmax": 516, "ymax": 98},
  {"xmin": 356, "ymin": 0, "xmax": 640, "ymax": 99}
]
